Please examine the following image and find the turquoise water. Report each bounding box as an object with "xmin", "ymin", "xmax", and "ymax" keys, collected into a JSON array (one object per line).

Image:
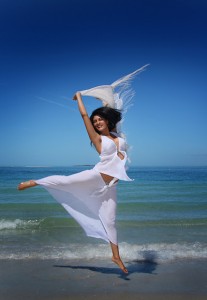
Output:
[{"xmin": 0, "ymin": 166, "xmax": 207, "ymax": 262}]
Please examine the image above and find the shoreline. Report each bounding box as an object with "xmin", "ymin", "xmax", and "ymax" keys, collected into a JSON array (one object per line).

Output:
[{"xmin": 0, "ymin": 258, "xmax": 206, "ymax": 300}]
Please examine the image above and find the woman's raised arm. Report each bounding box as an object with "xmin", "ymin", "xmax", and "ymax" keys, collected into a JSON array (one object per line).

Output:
[{"xmin": 73, "ymin": 92, "xmax": 101, "ymax": 152}]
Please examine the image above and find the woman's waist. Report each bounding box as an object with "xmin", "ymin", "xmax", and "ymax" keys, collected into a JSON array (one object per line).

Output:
[
  {"xmin": 100, "ymin": 173, "xmax": 119, "ymax": 185},
  {"xmin": 93, "ymin": 164, "xmax": 133, "ymax": 182}
]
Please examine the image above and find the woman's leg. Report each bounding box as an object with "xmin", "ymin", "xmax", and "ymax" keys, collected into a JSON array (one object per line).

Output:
[
  {"xmin": 18, "ymin": 180, "xmax": 37, "ymax": 190},
  {"xmin": 110, "ymin": 242, "xmax": 128, "ymax": 273}
]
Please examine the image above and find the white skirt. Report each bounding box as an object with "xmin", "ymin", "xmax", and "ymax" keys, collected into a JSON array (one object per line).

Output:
[{"xmin": 35, "ymin": 169, "xmax": 118, "ymax": 245}]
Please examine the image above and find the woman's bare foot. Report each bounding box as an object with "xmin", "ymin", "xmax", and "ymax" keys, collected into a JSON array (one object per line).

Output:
[
  {"xmin": 18, "ymin": 180, "xmax": 36, "ymax": 190},
  {"xmin": 112, "ymin": 256, "xmax": 128, "ymax": 274}
]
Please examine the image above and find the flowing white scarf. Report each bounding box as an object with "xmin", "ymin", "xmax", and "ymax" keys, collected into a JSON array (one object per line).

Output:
[
  {"xmin": 80, "ymin": 64, "xmax": 149, "ymax": 111},
  {"xmin": 80, "ymin": 64, "xmax": 149, "ymax": 138}
]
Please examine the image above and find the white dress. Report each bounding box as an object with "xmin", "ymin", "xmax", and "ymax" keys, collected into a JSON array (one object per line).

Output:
[{"xmin": 35, "ymin": 135, "xmax": 132, "ymax": 245}]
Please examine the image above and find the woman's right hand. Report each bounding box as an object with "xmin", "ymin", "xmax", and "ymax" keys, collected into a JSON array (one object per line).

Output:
[{"xmin": 73, "ymin": 92, "xmax": 81, "ymax": 101}]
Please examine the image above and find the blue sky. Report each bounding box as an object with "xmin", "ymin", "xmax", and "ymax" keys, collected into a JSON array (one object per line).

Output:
[{"xmin": 0, "ymin": 0, "xmax": 206, "ymax": 167}]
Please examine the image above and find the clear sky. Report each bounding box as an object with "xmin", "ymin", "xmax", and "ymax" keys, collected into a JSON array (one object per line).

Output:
[{"xmin": 0, "ymin": 0, "xmax": 207, "ymax": 167}]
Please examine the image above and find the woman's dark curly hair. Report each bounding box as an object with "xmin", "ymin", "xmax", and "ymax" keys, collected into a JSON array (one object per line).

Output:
[{"xmin": 90, "ymin": 107, "xmax": 122, "ymax": 133}]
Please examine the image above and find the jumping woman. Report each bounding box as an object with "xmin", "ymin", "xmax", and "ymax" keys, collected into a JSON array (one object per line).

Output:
[{"xmin": 18, "ymin": 66, "xmax": 148, "ymax": 273}]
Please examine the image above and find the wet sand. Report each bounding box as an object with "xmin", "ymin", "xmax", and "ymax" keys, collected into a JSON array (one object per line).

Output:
[{"xmin": 0, "ymin": 258, "xmax": 206, "ymax": 300}]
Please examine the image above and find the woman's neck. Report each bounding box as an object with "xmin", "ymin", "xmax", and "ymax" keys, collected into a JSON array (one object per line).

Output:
[{"xmin": 100, "ymin": 128, "xmax": 110, "ymax": 136}]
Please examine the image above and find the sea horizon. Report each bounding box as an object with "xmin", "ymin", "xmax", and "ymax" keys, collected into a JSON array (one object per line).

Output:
[{"xmin": 1, "ymin": 165, "xmax": 207, "ymax": 168}]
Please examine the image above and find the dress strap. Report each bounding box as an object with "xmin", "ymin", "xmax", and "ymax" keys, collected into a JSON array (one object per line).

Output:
[{"xmin": 107, "ymin": 177, "xmax": 118, "ymax": 187}]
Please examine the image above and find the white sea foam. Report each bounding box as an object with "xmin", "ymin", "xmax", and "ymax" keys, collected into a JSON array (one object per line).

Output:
[
  {"xmin": 1, "ymin": 242, "xmax": 206, "ymax": 262},
  {"xmin": 0, "ymin": 219, "xmax": 39, "ymax": 230}
]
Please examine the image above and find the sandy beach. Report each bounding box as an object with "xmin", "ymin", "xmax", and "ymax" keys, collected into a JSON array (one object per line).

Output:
[{"xmin": 0, "ymin": 258, "xmax": 206, "ymax": 300}]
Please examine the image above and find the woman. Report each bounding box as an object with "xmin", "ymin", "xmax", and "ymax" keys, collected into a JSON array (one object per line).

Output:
[{"xmin": 18, "ymin": 92, "xmax": 133, "ymax": 274}]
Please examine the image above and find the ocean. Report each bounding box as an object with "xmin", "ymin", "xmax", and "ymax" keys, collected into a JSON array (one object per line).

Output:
[{"xmin": 0, "ymin": 166, "xmax": 207, "ymax": 263}]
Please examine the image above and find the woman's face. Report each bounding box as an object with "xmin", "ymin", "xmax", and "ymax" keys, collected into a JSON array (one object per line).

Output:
[{"xmin": 92, "ymin": 115, "xmax": 108, "ymax": 133}]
